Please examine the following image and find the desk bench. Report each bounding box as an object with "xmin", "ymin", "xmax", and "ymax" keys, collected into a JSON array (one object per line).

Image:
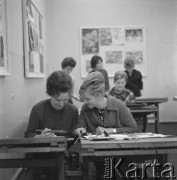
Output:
[
  {"xmin": 0, "ymin": 137, "xmax": 66, "ymax": 180},
  {"xmin": 81, "ymin": 137, "xmax": 177, "ymax": 180},
  {"xmin": 128, "ymin": 97, "xmax": 168, "ymax": 133}
]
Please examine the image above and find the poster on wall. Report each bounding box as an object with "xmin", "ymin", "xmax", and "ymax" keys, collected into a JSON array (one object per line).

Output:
[
  {"xmin": 80, "ymin": 26, "xmax": 146, "ymax": 78},
  {"xmin": 22, "ymin": 0, "xmax": 45, "ymax": 78},
  {"xmin": 0, "ymin": 0, "xmax": 10, "ymax": 76}
]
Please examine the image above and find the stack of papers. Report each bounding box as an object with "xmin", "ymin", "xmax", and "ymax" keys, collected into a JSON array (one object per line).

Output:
[{"xmin": 83, "ymin": 132, "xmax": 171, "ymax": 141}]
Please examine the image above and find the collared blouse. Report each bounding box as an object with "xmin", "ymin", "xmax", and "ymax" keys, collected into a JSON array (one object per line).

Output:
[{"xmin": 76, "ymin": 96, "xmax": 137, "ymax": 133}]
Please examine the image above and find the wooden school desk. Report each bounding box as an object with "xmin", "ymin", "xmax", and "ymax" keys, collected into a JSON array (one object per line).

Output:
[
  {"xmin": 0, "ymin": 137, "xmax": 66, "ymax": 180},
  {"xmin": 127, "ymin": 97, "xmax": 168, "ymax": 133},
  {"xmin": 81, "ymin": 136, "xmax": 177, "ymax": 180}
]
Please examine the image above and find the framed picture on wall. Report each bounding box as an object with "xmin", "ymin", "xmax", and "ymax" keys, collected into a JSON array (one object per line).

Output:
[
  {"xmin": 80, "ymin": 26, "xmax": 146, "ymax": 78},
  {"xmin": 0, "ymin": 0, "xmax": 10, "ymax": 76},
  {"xmin": 22, "ymin": 0, "xmax": 45, "ymax": 78}
]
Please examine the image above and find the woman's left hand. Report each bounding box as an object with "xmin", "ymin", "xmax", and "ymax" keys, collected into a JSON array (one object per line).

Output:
[
  {"xmin": 96, "ymin": 127, "xmax": 114, "ymax": 135},
  {"xmin": 95, "ymin": 126, "xmax": 106, "ymax": 134}
]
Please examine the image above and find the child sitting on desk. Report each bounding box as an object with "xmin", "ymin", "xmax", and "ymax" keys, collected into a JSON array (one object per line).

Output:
[{"xmin": 109, "ymin": 70, "xmax": 135, "ymax": 104}]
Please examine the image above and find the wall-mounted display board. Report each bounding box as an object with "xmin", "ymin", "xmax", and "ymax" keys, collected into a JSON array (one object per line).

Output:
[
  {"xmin": 80, "ymin": 26, "xmax": 146, "ymax": 78},
  {"xmin": 22, "ymin": 0, "xmax": 45, "ymax": 78},
  {"xmin": 0, "ymin": 0, "xmax": 10, "ymax": 76}
]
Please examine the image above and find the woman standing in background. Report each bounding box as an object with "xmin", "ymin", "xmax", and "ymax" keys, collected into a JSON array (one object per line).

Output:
[
  {"xmin": 124, "ymin": 56, "xmax": 143, "ymax": 97},
  {"xmin": 61, "ymin": 57, "xmax": 80, "ymax": 102},
  {"xmin": 89, "ymin": 55, "xmax": 110, "ymax": 92}
]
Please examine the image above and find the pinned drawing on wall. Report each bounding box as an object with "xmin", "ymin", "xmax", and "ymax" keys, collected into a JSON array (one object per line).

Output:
[
  {"xmin": 80, "ymin": 26, "xmax": 146, "ymax": 78},
  {"xmin": 22, "ymin": 0, "xmax": 45, "ymax": 78},
  {"xmin": 0, "ymin": 0, "xmax": 10, "ymax": 76}
]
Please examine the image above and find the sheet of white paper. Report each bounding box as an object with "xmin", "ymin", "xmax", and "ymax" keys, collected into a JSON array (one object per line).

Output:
[{"xmin": 83, "ymin": 133, "xmax": 171, "ymax": 141}]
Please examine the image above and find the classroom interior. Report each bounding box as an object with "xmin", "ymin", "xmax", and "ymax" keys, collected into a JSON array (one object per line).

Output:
[{"xmin": 0, "ymin": 0, "xmax": 177, "ymax": 179}]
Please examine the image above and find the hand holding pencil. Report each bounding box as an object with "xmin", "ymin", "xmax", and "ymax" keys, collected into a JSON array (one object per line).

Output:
[{"xmin": 74, "ymin": 127, "xmax": 87, "ymax": 136}]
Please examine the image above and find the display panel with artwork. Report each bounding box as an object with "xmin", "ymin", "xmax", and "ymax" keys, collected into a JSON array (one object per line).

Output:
[
  {"xmin": 22, "ymin": 0, "xmax": 45, "ymax": 78},
  {"xmin": 80, "ymin": 26, "xmax": 146, "ymax": 78},
  {"xmin": 0, "ymin": 0, "xmax": 10, "ymax": 76}
]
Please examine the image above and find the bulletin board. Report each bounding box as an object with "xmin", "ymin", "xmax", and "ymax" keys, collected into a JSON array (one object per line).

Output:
[
  {"xmin": 80, "ymin": 26, "xmax": 146, "ymax": 78},
  {"xmin": 22, "ymin": 0, "xmax": 45, "ymax": 78},
  {"xmin": 0, "ymin": 0, "xmax": 10, "ymax": 76}
]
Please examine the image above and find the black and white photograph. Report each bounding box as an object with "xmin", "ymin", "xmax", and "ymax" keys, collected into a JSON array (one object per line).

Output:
[
  {"xmin": 0, "ymin": 0, "xmax": 177, "ymax": 180},
  {"xmin": 105, "ymin": 51, "xmax": 122, "ymax": 64},
  {"xmin": 125, "ymin": 28, "xmax": 143, "ymax": 42},
  {"xmin": 82, "ymin": 28, "xmax": 99, "ymax": 54}
]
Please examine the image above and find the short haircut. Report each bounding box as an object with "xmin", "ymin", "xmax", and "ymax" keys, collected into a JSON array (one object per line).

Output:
[
  {"xmin": 114, "ymin": 71, "xmax": 128, "ymax": 82},
  {"xmin": 46, "ymin": 71, "xmax": 72, "ymax": 96},
  {"xmin": 61, "ymin": 57, "xmax": 76, "ymax": 69},
  {"xmin": 124, "ymin": 56, "xmax": 135, "ymax": 69},
  {"xmin": 79, "ymin": 71, "xmax": 105, "ymax": 97},
  {"xmin": 90, "ymin": 55, "xmax": 103, "ymax": 69}
]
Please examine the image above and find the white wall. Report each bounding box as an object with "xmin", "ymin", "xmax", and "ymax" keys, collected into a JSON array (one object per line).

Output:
[
  {"xmin": 0, "ymin": 0, "xmax": 47, "ymax": 179},
  {"xmin": 46, "ymin": 0, "xmax": 177, "ymax": 121}
]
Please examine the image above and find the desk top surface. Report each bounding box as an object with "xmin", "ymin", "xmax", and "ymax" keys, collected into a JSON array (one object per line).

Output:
[
  {"xmin": 0, "ymin": 137, "xmax": 67, "ymax": 153},
  {"xmin": 135, "ymin": 97, "xmax": 168, "ymax": 104},
  {"xmin": 81, "ymin": 136, "xmax": 177, "ymax": 149},
  {"xmin": 0, "ymin": 136, "xmax": 66, "ymax": 146}
]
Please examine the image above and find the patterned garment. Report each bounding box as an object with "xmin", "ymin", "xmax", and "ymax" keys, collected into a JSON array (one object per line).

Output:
[
  {"xmin": 76, "ymin": 96, "xmax": 137, "ymax": 134},
  {"xmin": 109, "ymin": 87, "xmax": 135, "ymax": 103},
  {"xmin": 96, "ymin": 108, "xmax": 106, "ymax": 127}
]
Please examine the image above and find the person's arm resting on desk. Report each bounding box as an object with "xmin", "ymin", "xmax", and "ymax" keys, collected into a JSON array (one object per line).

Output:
[
  {"xmin": 74, "ymin": 108, "xmax": 87, "ymax": 136},
  {"xmin": 25, "ymin": 106, "xmax": 56, "ymax": 138},
  {"xmin": 25, "ymin": 106, "xmax": 41, "ymax": 138},
  {"xmin": 96, "ymin": 99, "xmax": 138, "ymax": 134},
  {"xmin": 116, "ymin": 102, "xmax": 137, "ymax": 133}
]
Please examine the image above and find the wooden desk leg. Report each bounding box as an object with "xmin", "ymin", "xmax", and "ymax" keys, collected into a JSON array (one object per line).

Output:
[
  {"xmin": 83, "ymin": 157, "xmax": 89, "ymax": 180},
  {"xmin": 143, "ymin": 115, "xmax": 148, "ymax": 132},
  {"xmin": 57, "ymin": 152, "xmax": 65, "ymax": 180},
  {"xmin": 155, "ymin": 104, "xmax": 159, "ymax": 133}
]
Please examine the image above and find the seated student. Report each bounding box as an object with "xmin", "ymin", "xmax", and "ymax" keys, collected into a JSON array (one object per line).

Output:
[
  {"xmin": 61, "ymin": 57, "xmax": 80, "ymax": 103},
  {"xmin": 74, "ymin": 71, "xmax": 137, "ymax": 136},
  {"xmin": 25, "ymin": 71, "xmax": 78, "ymax": 180},
  {"xmin": 74, "ymin": 71, "xmax": 137, "ymax": 180},
  {"xmin": 110, "ymin": 71, "xmax": 146, "ymax": 133},
  {"xmin": 25, "ymin": 70, "xmax": 78, "ymax": 138},
  {"xmin": 89, "ymin": 55, "xmax": 110, "ymax": 92},
  {"xmin": 109, "ymin": 70, "xmax": 135, "ymax": 104}
]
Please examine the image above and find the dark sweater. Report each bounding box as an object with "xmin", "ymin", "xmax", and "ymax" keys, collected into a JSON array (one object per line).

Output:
[
  {"xmin": 125, "ymin": 69, "xmax": 143, "ymax": 97},
  {"xmin": 25, "ymin": 99, "xmax": 78, "ymax": 137}
]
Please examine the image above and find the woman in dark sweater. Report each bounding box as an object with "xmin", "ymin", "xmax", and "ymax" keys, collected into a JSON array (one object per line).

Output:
[
  {"xmin": 89, "ymin": 55, "xmax": 110, "ymax": 92},
  {"xmin": 124, "ymin": 56, "xmax": 143, "ymax": 97}
]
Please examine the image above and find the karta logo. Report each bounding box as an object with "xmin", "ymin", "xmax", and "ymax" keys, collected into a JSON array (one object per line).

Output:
[{"xmin": 104, "ymin": 158, "xmax": 176, "ymax": 179}]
